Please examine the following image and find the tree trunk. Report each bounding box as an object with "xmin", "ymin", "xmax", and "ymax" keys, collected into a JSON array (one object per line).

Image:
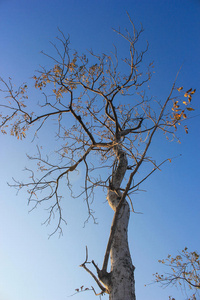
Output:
[
  {"xmin": 110, "ymin": 201, "xmax": 135, "ymax": 300},
  {"xmin": 107, "ymin": 146, "xmax": 136, "ymax": 300}
]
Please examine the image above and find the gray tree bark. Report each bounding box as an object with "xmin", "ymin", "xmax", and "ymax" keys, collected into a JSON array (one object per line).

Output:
[{"xmin": 106, "ymin": 145, "xmax": 136, "ymax": 300}]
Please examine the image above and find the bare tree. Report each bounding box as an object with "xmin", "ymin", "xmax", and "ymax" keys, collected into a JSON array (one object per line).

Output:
[
  {"xmin": 0, "ymin": 16, "xmax": 196, "ymax": 300},
  {"xmin": 154, "ymin": 248, "xmax": 200, "ymax": 300}
]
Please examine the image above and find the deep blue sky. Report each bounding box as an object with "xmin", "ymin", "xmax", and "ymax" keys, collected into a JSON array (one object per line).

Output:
[{"xmin": 0, "ymin": 1, "xmax": 199, "ymax": 300}]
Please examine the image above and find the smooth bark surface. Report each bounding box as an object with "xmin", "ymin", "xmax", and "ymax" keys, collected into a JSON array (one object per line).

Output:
[
  {"xmin": 107, "ymin": 146, "xmax": 136, "ymax": 299},
  {"xmin": 110, "ymin": 201, "xmax": 135, "ymax": 300}
]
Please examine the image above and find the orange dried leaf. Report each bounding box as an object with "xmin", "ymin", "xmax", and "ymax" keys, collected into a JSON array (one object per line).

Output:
[
  {"xmin": 184, "ymin": 125, "xmax": 188, "ymax": 134},
  {"xmin": 177, "ymin": 86, "xmax": 183, "ymax": 91},
  {"xmin": 174, "ymin": 113, "xmax": 181, "ymax": 120},
  {"xmin": 190, "ymin": 89, "xmax": 196, "ymax": 95}
]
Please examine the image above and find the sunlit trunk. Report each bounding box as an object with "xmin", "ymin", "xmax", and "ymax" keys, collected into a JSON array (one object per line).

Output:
[
  {"xmin": 106, "ymin": 146, "xmax": 136, "ymax": 300},
  {"xmin": 110, "ymin": 201, "xmax": 135, "ymax": 300}
]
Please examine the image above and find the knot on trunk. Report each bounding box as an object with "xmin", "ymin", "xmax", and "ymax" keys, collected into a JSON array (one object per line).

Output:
[{"xmin": 107, "ymin": 189, "xmax": 121, "ymax": 211}]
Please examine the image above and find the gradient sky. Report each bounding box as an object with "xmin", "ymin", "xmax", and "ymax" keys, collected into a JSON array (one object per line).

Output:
[{"xmin": 0, "ymin": 1, "xmax": 200, "ymax": 300}]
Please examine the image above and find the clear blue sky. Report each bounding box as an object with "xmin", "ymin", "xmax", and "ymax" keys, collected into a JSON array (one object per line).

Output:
[{"xmin": 0, "ymin": 1, "xmax": 199, "ymax": 300}]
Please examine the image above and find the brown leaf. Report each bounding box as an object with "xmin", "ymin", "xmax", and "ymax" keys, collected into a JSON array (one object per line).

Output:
[
  {"xmin": 186, "ymin": 88, "xmax": 192, "ymax": 93},
  {"xmin": 177, "ymin": 86, "xmax": 183, "ymax": 91}
]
